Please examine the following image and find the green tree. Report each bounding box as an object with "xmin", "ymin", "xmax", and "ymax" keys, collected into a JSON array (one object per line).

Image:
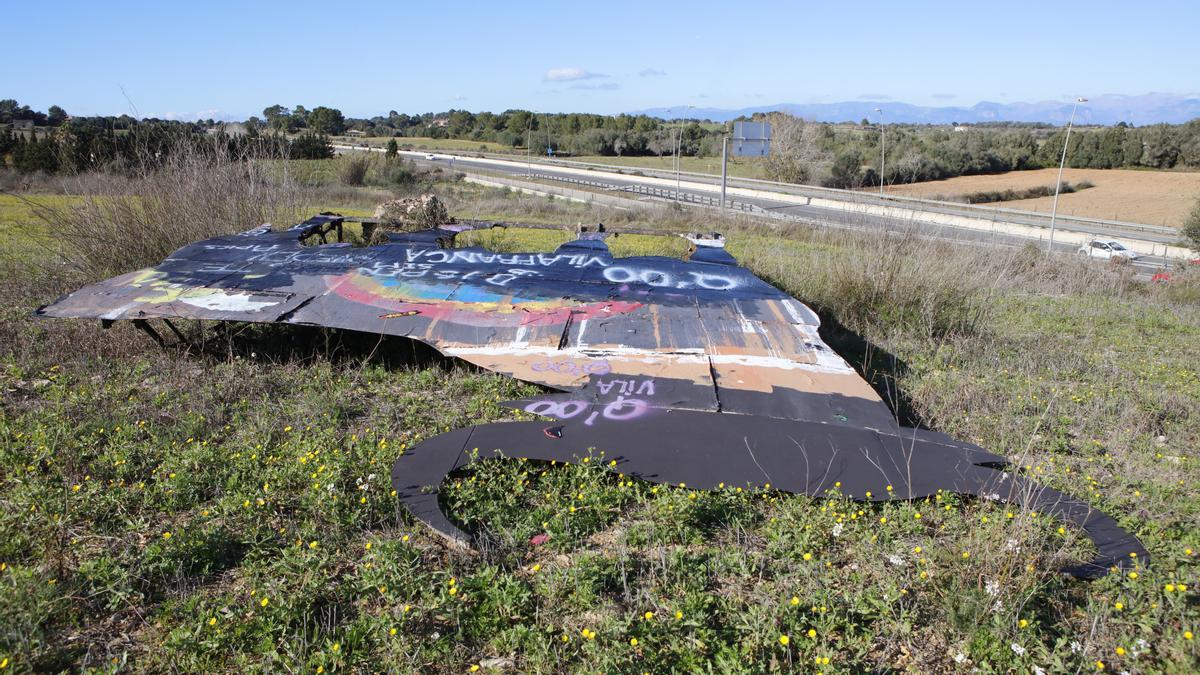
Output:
[
  {"xmin": 385, "ymin": 138, "xmax": 398, "ymax": 159},
  {"xmin": 1096, "ymin": 127, "xmax": 1125, "ymax": 169},
  {"xmin": 263, "ymin": 105, "xmax": 292, "ymax": 131},
  {"xmin": 290, "ymin": 106, "xmax": 309, "ymax": 130},
  {"xmin": 13, "ymin": 133, "xmax": 60, "ymax": 174},
  {"xmin": 446, "ymin": 110, "xmax": 474, "ymax": 137},
  {"xmin": 307, "ymin": 107, "xmax": 344, "ymax": 135},
  {"xmin": 47, "ymin": 105, "xmax": 68, "ymax": 126},
  {"xmin": 1140, "ymin": 124, "xmax": 1180, "ymax": 168},
  {"xmin": 0, "ymin": 127, "xmax": 14, "ymax": 159},
  {"xmin": 828, "ymin": 149, "xmax": 864, "ymax": 188},
  {"xmin": 289, "ymin": 131, "xmax": 333, "ymax": 159},
  {"xmin": 505, "ymin": 111, "xmax": 534, "ymax": 139},
  {"xmin": 0, "ymin": 99, "xmax": 20, "ymax": 124}
]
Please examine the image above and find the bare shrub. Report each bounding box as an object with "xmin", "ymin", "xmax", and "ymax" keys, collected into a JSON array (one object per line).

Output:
[
  {"xmin": 731, "ymin": 223, "xmax": 1004, "ymax": 339},
  {"xmin": 26, "ymin": 139, "xmax": 309, "ymax": 281},
  {"xmin": 762, "ymin": 113, "xmax": 832, "ymax": 185},
  {"xmin": 374, "ymin": 194, "xmax": 451, "ymax": 231},
  {"xmin": 335, "ymin": 153, "xmax": 372, "ymax": 186}
]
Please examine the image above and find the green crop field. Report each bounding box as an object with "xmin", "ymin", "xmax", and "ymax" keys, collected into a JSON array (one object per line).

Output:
[{"xmin": 1, "ymin": 171, "xmax": 1197, "ymax": 673}]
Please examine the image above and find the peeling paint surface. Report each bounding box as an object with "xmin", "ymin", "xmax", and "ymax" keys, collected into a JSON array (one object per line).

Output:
[{"xmin": 37, "ymin": 214, "xmax": 1149, "ymax": 579}]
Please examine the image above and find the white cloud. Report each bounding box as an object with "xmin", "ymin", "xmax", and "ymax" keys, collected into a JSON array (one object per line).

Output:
[
  {"xmin": 544, "ymin": 67, "xmax": 605, "ymax": 82},
  {"xmin": 638, "ymin": 68, "xmax": 666, "ymax": 77},
  {"xmin": 570, "ymin": 82, "xmax": 619, "ymax": 91}
]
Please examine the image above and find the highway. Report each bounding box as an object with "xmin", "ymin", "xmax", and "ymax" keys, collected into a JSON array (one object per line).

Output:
[{"xmin": 335, "ymin": 144, "xmax": 1185, "ymax": 274}]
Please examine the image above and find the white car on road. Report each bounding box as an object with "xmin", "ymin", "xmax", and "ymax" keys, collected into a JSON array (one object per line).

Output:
[{"xmin": 1077, "ymin": 239, "xmax": 1139, "ymax": 262}]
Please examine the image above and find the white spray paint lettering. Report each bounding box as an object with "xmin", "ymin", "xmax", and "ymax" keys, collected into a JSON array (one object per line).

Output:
[
  {"xmin": 524, "ymin": 396, "xmax": 653, "ymax": 425},
  {"xmin": 602, "ymin": 266, "xmax": 740, "ymax": 290}
]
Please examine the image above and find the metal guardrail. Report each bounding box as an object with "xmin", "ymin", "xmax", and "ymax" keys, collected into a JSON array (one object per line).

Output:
[{"xmin": 524, "ymin": 172, "xmax": 759, "ymax": 213}]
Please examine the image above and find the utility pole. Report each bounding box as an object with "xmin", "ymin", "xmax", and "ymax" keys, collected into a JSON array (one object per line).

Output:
[{"xmin": 1049, "ymin": 97, "xmax": 1087, "ymax": 252}]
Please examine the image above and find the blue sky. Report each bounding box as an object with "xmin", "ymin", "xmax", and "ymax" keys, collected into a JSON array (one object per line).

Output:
[{"xmin": 6, "ymin": 0, "xmax": 1197, "ymax": 119}]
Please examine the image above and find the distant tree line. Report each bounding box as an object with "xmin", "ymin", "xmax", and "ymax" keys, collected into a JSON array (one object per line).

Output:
[
  {"xmin": 0, "ymin": 100, "xmax": 333, "ymax": 175},
  {"xmin": 318, "ymin": 105, "xmax": 1200, "ymax": 187},
  {"xmin": 747, "ymin": 113, "xmax": 1200, "ymax": 188},
  {"xmin": 0, "ymin": 99, "xmax": 68, "ymax": 127},
  {"xmin": 4, "ymin": 98, "xmax": 1200, "ymax": 187},
  {"xmin": 255, "ymin": 104, "xmax": 710, "ymax": 157}
]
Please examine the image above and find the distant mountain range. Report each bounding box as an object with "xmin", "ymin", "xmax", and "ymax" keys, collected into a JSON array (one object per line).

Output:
[{"xmin": 630, "ymin": 93, "xmax": 1200, "ymax": 126}]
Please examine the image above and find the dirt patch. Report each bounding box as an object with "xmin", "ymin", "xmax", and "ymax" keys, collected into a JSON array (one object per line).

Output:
[{"xmin": 878, "ymin": 168, "xmax": 1200, "ymax": 227}]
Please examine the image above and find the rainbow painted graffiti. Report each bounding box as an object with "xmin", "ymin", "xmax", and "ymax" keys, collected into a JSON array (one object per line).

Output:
[{"xmin": 327, "ymin": 271, "xmax": 641, "ymax": 326}]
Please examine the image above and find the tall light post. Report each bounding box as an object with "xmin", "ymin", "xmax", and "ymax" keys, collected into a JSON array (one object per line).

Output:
[
  {"xmin": 524, "ymin": 109, "xmax": 538, "ymax": 177},
  {"xmin": 874, "ymin": 107, "xmax": 885, "ymax": 196},
  {"xmin": 674, "ymin": 125, "xmax": 683, "ymax": 201},
  {"xmin": 671, "ymin": 105, "xmax": 695, "ymax": 202},
  {"xmin": 1048, "ymin": 97, "xmax": 1087, "ymax": 252}
]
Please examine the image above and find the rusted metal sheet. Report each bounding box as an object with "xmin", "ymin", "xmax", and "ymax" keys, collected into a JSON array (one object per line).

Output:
[{"xmin": 37, "ymin": 214, "xmax": 1148, "ymax": 578}]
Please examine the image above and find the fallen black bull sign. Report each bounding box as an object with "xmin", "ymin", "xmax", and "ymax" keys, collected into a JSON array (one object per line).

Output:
[{"xmin": 37, "ymin": 213, "xmax": 1148, "ymax": 579}]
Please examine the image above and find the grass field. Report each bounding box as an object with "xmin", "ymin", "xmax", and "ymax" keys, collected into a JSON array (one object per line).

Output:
[
  {"xmin": 345, "ymin": 137, "xmax": 512, "ymax": 154},
  {"xmin": 0, "ymin": 193, "xmax": 61, "ymax": 262},
  {"xmin": 1, "ymin": 167, "xmax": 1198, "ymax": 672},
  {"xmin": 881, "ymin": 168, "xmax": 1200, "ymax": 227},
  {"xmin": 343, "ymin": 137, "xmax": 770, "ymax": 179},
  {"xmin": 557, "ymin": 154, "xmax": 768, "ymax": 180}
]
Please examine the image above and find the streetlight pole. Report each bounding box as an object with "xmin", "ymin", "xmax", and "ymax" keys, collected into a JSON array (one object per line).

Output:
[
  {"xmin": 676, "ymin": 103, "xmax": 696, "ymax": 200},
  {"xmin": 672, "ymin": 105, "xmax": 694, "ymax": 202},
  {"xmin": 874, "ymin": 107, "xmax": 885, "ymax": 196},
  {"xmin": 525, "ymin": 110, "xmax": 538, "ymax": 177},
  {"xmin": 1049, "ymin": 97, "xmax": 1087, "ymax": 252},
  {"xmin": 720, "ymin": 133, "xmax": 728, "ymax": 208},
  {"xmin": 675, "ymin": 125, "xmax": 683, "ymax": 201}
]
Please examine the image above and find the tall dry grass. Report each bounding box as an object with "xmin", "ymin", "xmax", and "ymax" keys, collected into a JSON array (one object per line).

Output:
[
  {"xmin": 26, "ymin": 138, "xmax": 311, "ymax": 281},
  {"xmin": 437, "ymin": 183, "xmax": 1148, "ymax": 340}
]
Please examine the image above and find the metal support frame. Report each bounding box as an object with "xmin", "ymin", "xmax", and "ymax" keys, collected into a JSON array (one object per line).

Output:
[{"xmin": 131, "ymin": 319, "xmax": 165, "ymax": 347}]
